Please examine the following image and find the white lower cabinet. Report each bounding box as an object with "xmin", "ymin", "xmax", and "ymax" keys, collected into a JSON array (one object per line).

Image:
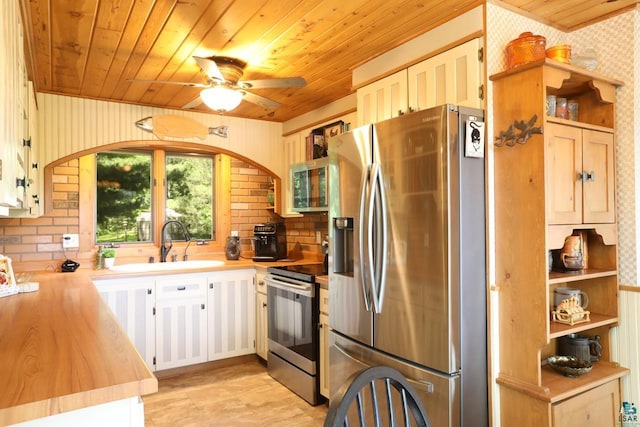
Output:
[
  {"xmin": 207, "ymin": 269, "xmax": 256, "ymax": 361},
  {"xmin": 319, "ymin": 287, "xmax": 330, "ymax": 398},
  {"xmin": 155, "ymin": 275, "xmax": 208, "ymax": 370},
  {"xmin": 255, "ymin": 292, "xmax": 268, "ymax": 360},
  {"xmin": 94, "ymin": 278, "xmax": 156, "ymax": 371},
  {"xmin": 254, "ymin": 270, "xmax": 268, "ymax": 360},
  {"xmin": 95, "ymin": 268, "xmax": 258, "ymax": 372}
]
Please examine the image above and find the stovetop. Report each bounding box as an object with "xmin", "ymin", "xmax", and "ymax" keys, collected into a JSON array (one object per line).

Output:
[{"xmin": 267, "ymin": 264, "xmax": 327, "ymax": 282}]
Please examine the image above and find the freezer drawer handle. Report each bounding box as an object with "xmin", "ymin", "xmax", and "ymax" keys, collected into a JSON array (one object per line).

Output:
[
  {"xmin": 408, "ymin": 379, "xmax": 435, "ymax": 394},
  {"xmin": 335, "ymin": 343, "xmax": 435, "ymax": 395}
]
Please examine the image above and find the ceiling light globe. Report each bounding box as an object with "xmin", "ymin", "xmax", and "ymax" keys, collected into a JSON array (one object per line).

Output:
[{"xmin": 200, "ymin": 86, "xmax": 243, "ymax": 112}]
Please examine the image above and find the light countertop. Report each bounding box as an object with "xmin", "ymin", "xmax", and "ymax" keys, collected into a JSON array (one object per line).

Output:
[{"xmin": 0, "ymin": 271, "xmax": 157, "ymax": 426}]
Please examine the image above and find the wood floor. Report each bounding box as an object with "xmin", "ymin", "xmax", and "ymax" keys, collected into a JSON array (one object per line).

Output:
[{"xmin": 143, "ymin": 357, "xmax": 328, "ymax": 426}]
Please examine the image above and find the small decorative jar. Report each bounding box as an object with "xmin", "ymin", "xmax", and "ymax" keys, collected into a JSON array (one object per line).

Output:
[
  {"xmin": 546, "ymin": 95, "xmax": 557, "ymax": 116},
  {"xmin": 567, "ymin": 100, "xmax": 579, "ymax": 121},
  {"xmin": 556, "ymin": 98, "xmax": 568, "ymax": 119}
]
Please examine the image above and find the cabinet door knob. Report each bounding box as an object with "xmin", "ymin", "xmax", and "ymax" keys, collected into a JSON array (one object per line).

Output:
[
  {"xmin": 586, "ymin": 170, "xmax": 595, "ymax": 182},
  {"xmin": 577, "ymin": 171, "xmax": 588, "ymax": 181}
]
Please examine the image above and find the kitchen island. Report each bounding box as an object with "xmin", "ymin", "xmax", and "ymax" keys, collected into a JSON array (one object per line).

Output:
[{"xmin": 0, "ymin": 271, "xmax": 157, "ymax": 426}]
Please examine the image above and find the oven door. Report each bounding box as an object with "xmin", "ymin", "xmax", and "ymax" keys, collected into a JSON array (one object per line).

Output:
[{"xmin": 266, "ymin": 274, "xmax": 318, "ymax": 374}]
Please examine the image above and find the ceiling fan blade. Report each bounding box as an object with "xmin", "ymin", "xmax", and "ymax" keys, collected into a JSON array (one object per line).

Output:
[
  {"xmin": 240, "ymin": 77, "xmax": 306, "ymax": 89},
  {"xmin": 193, "ymin": 56, "xmax": 225, "ymax": 82},
  {"xmin": 182, "ymin": 95, "xmax": 203, "ymax": 109},
  {"xmin": 128, "ymin": 78, "xmax": 209, "ymax": 88},
  {"xmin": 242, "ymin": 91, "xmax": 280, "ymax": 110}
]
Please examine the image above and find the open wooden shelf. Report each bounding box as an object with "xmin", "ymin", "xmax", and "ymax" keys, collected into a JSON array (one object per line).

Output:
[
  {"xmin": 549, "ymin": 312, "xmax": 618, "ymax": 339},
  {"xmin": 545, "ymin": 116, "xmax": 614, "ymax": 133},
  {"xmin": 540, "ymin": 361, "xmax": 629, "ymax": 404},
  {"xmin": 497, "ymin": 362, "xmax": 629, "ymax": 404},
  {"xmin": 548, "ymin": 268, "xmax": 617, "ymax": 284}
]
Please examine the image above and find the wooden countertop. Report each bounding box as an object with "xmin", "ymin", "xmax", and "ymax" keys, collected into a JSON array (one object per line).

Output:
[
  {"xmin": 316, "ymin": 275, "xmax": 329, "ymax": 289},
  {"xmin": 0, "ymin": 271, "xmax": 158, "ymax": 426}
]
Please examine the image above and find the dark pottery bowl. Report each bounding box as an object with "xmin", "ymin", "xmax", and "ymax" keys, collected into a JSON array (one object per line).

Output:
[{"xmin": 547, "ymin": 355, "xmax": 592, "ymax": 377}]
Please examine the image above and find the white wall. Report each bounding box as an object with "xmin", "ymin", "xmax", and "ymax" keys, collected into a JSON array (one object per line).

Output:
[{"xmin": 36, "ymin": 94, "xmax": 285, "ymax": 177}]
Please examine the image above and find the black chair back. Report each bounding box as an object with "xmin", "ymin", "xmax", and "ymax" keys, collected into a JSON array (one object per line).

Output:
[{"xmin": 324, "ymin": 366, "xmax": 431, "ymax": 427}]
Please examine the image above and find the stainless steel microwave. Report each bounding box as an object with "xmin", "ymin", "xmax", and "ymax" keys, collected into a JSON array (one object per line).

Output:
[{"xmin": 290, "ymin": 158, "xmax": 328, "ymax": 212}]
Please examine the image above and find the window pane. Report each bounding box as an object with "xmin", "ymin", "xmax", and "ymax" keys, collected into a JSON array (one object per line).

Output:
[
  {"xmin": 96, "ymin": 152, "xmax": 152, "ymax": 243},
  {"xmin": 166, "ymin": 155, "xmax": 214, "ymax": 240}
]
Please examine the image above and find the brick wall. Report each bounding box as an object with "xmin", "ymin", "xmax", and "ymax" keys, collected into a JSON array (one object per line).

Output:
[
  {"xmin": 0, "ymin": 157, "xmax": 327, "ymax": 270},
  {"xmin": 230, "ymin": 158, "xmax": 328, "ymax": 260},
  {"xmin": 0, "ymin": 160, "xmax": 79, "ymax": 271}
]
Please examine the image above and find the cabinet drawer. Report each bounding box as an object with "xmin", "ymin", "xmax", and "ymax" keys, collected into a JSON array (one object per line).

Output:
[
  {"xmin": 552, "ymin": 379, "xmax": 620, "ymax": 427},
  {"xmin": 156, "ymin": 275, "xmax": 207, "ymax": 299},
  {"xmin": 255, "ymin": 272, "xmax": 267, "ymax": 295},
  {"xmin": 319, "ymin": 287, "xmax": 329, "ymax": 314}
]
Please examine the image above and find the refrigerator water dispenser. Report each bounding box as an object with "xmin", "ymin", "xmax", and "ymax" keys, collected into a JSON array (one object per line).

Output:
[{"xmin": 332, "ymin": 217, "xmax": 353, "ymax": 274}]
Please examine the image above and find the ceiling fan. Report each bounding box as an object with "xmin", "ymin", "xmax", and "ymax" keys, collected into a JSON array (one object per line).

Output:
[{"xmin": 129, "ymin": 56, "xmax": 307, "ymax": 113}]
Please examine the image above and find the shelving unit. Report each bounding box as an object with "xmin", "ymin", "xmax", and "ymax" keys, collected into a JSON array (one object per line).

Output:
[{"xmin": 491, "ymin": 59, "xmax": 628, "ymax": 427}]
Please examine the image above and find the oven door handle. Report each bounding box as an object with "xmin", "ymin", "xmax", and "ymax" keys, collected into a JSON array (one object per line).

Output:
[{"xmin": 265, "ymin": 276, "xmax": 313, "ymax": 297}]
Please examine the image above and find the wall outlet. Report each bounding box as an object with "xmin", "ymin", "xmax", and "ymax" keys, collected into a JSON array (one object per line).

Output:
[
  {"xmin": 316, "ymin": 231, "xmax": 322, "ymax": 244},
  {"xmin": 231, "ymin": 230, "xmax": 239, "ymax": 237},
  {"xmin": 62, "ymin": 233, "xmax": 79, "ymax": 248}
]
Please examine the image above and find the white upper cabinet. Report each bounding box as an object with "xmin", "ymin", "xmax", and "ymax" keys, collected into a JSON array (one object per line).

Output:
[
  {"xmin": 281, "ymin": 132, "xmax": 305, "ymax": 217},
  {"xmin": 356, "ymin": 37, "xmax": 483, "ymax": 126},
  {"xmin": 357, "ymin": 70, "xmax": 408, "ymax": 125},
  {"xmin": 408, "ymin": 38, "xmax": 483, "ymax": 112},
  {"xmin": 0, "ymin": 2, "xmax": 41, "ymax": 217},
  {"xmin": 0, "ymin": 0, "xmax": 25, "ymax": 212}
]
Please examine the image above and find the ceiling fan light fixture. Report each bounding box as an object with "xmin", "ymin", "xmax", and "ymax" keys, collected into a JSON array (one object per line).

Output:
[{"xmin": 200, "ymin": 86, "xmax": 243, "ymax": 112}]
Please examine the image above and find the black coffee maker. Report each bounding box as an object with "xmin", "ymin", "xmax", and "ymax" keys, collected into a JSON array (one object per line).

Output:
[{"xmin": 252, "ymin": 222, "xmax": 287, "ymax": 261}]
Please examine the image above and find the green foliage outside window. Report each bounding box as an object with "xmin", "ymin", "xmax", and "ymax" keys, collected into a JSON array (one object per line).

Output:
[
  {"xmin": 166, "ymin": 155, "xmax": 214, "ymax": 240},
  {"xmin": 96, "ymin": 151, "xmax": 215, "ymax": 244},
  {"xmin": 96, "ymin": 152, "xmax": 151, "ymax": 243}
]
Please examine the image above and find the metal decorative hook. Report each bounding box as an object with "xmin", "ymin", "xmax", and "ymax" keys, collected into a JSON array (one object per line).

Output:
[{"xmin": 495, "ymin": 114, "xmax": 543, "ymax": 147}]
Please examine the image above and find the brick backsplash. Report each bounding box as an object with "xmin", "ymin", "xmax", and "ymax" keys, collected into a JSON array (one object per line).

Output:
[
  {"xmin": 230, "ymin": 158, "xmax": 328, "ymax": 261},
  {"xmin": 0, "ymin": 157, "xmax": 328, "ymax": 270}
]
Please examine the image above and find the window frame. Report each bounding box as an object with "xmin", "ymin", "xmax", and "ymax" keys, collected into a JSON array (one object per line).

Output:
[{"xmin": 78, "ymin": 147, "xmax": 231, "ymax": 256}]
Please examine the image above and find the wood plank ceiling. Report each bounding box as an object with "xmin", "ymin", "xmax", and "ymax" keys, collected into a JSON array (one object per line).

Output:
[{"xmin": 19, "ymin": 0, "xmax": 639, "ymax": 123}]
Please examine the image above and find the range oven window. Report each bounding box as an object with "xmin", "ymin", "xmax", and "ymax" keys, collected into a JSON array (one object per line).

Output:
[{"xmin": 267, "ymin": 277, "xmax": 318, "ymax": 363}]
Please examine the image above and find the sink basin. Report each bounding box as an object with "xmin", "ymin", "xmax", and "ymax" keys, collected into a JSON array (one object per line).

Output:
[{"xmin": 109, "ymin": 259, "xmax": 225, "ymax": 273}]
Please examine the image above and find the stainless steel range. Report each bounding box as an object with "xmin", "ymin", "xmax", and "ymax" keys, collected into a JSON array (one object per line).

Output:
[{"xmin": 265, "ymin": 264, "xmax": 325, "ymax": 405}]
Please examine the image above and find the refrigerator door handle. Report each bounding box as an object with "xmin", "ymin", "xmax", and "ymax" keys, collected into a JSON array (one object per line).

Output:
[
  {"xmin": 371, "ymin": 163, "xmax": 388, "ymax": 314},
  {"xmin": 365, "ymin": 164, "xmax": 380, "ymax": 312},
  {"xmin": 359, "ymin": 166, "xmax": 373, "ymax": 312}
]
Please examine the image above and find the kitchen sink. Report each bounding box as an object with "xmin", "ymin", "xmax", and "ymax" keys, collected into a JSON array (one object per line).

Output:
[{"xmin": 109, "ymin": 259, "xmax": 225, "ymax": 273}]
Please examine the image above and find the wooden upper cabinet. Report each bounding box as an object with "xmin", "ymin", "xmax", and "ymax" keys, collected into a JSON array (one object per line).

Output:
[
  {"xmin": 546, "ymin": 123, "xmax": 583, "ymax": 225},
  {"xmin": 546, "ymin": 123, "xmax": 615, "ymax": 225},
  {"xmin": 582, "ymin": 129, "xmax": 615, "ymax": 223}
]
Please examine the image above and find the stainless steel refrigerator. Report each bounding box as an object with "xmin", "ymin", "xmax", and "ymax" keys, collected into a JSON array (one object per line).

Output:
[{"xmin": 328, "ymin": 104, "xmax": 487, "ymax": 427}]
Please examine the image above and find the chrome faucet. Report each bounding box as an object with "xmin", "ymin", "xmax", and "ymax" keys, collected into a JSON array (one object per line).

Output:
[{"xmin": 160, "ymin": 220, "xmax": 191, "ymax": 262}]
